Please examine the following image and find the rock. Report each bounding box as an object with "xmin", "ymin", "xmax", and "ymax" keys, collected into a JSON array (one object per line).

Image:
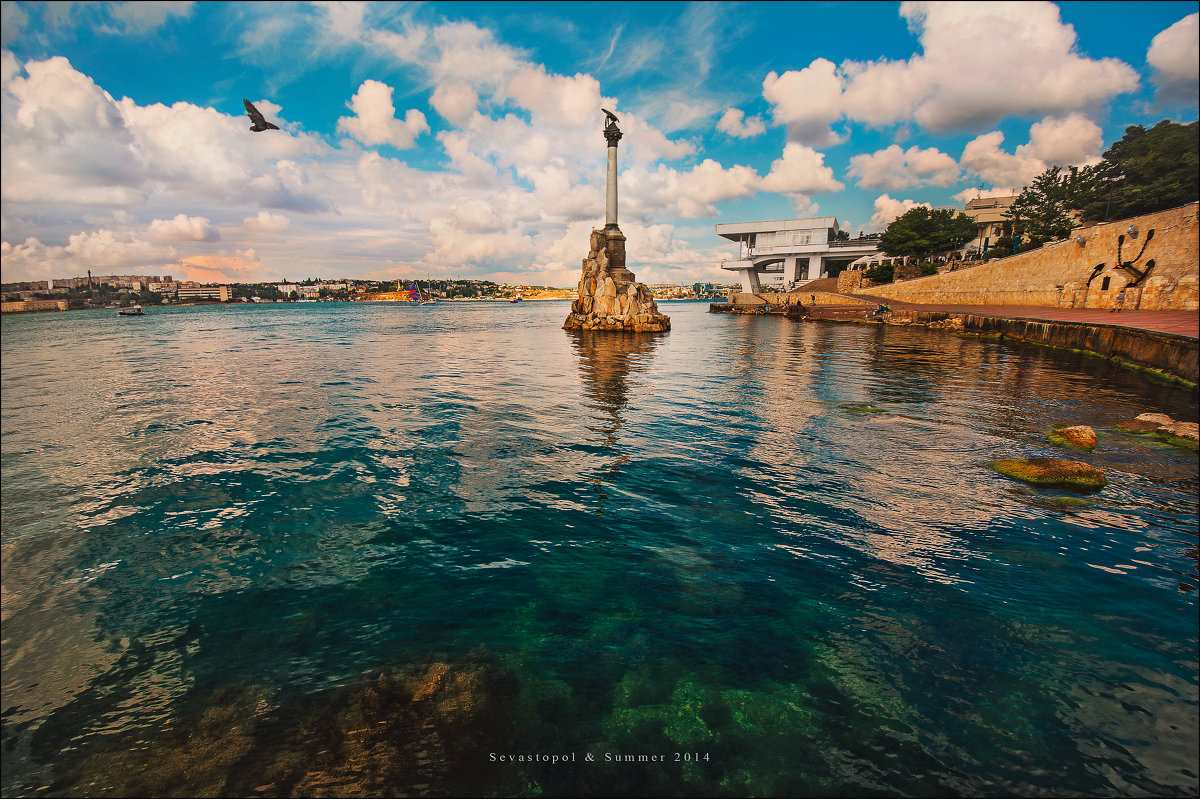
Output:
[
  {"xmin": 1048, "ymin": 425, "xmax": 1098, "ymax": 451},
  {"xmin": 1115, "ymin": 419, "xmax": 1162, "ymax": 433},
  {"xmin": 1157, "ymin": 421, "xmax": 1199, "ymax": 449},
  {"xmin": 564, "ymin": 227, "xmax": 670, "ymax": 333},
  {"xmin": 989, "ymin": 457, "xmax": 1108, "ymax": 492},
  {"xmin": 1135, "ymin": 412, "xmax": 1175, "ymax": 427}
]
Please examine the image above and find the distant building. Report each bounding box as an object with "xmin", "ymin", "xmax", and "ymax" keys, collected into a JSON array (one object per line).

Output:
[
  {"xmin": 1, "ymin": 299, "xmax": 68, "ymax": 313},
  {"xmin": 176, "ymin": 285, "xmax": 231, "ymax": 302},
  {"xmin": 715, "ymin": 217, "xmax": 880, "ymax": 293},
  {"xmin": 961, "ymin": 196, "xmax": 1017, "ymax": 255}
]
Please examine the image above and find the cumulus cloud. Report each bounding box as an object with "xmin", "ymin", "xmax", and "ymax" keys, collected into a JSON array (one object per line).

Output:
[
  {"xmin": 960, "ymin": 113, "xmax": 1103, "ymax": 189},
  {"xmin": 847, "ymin": 144, "xmax": 959, "ymax": 190},
  {"xmin": 762, "ymin": 58, "xmax": 844, "ymax": 145},
  {"xmin": 764, "ymin": 2, "xmax": 1140, "ymax": 135},
  {"xmin": 2, "ymin": 54, "xmax": 148, "ymax": 205},
  {"xmin": 148, "ymin": 213, "xmax": 219, "ymax": 242},
  {"xmin": 430, "ymin": 81, "xmax": 478, "ymax": 125},
  {"xmin": 623, "ymin": 159, "xmax": 761, "ymax": 220},
  {"xmin": 1147, "ymin": 13, "xmax": 1199, "ymax": 103},
  {"xmin": 760, "ymin": 143, "xmax": 843, "ymax": 195},
  {"xmin": 952, "ymin": 186, "xmax": 1019, "ymax": 205},
  {"xmin": 716, "ymin": 108, "xmax": 765, "ymax": 138},
  {"xmin": 242, "ymin": 211, "xmax": 291, "ymax": 232},
  {"xmin": 1, "ymin": 230, "xmax": 178, "ymax": 279},
  {"xmin": 868, "ymin": 194, "xmax": 930, "ymax": 231},
  {"xmin": 337, "ymin": 79, "xmax": 429, "ymax": 148}
]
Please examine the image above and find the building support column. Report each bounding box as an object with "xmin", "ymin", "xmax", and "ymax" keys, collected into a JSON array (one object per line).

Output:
[
  {"xmin": 740, "ymin": 268, "xmax": 761, "ymax": 294},
  {"xmin": 809, "ymin": 254, "xmax": 824, "ymax": 280}
]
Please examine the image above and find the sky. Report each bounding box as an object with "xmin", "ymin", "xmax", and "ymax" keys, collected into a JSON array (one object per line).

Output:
[{"xmin": 1, "ymin": 1, "xmax": 1197, "ymax": 287}]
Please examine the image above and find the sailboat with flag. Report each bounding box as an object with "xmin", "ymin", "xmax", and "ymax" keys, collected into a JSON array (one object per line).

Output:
[{"xmin": 408, "ymin": 281, "xmax": 435, "ymax": 305}]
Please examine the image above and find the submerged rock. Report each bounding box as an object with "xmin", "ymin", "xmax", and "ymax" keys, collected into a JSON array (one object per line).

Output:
[
  {"xmin": 1114, "ymin": 413, "xmax": 1199, "ymax": 449},
  {"xmin": 838, "ymin": 402, "xmax": 887, "ymax": 415},
  {"xmin": 1048, "ymin": 425, "xmax": 1098, "ymax": 451},
  {"xmin": 989, "ymin": 457, "xmax": 1108, "ymax": 491}
]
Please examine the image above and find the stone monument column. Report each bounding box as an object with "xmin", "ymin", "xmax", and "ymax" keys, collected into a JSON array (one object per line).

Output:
[
  {"xmin": 604, "ymin": 114, "xmax": 621, "ymax": 230},
  {"xmin": 562, "ymin": 110, "xmax": 670, "ymax": 333}
]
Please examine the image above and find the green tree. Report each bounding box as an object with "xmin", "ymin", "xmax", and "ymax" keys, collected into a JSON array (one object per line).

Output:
[
  {"xmin": 1079, "ymin": 119, "xmax": 1199, "ymax": 222},
  {"xmin": 879, "ymin": 207, "xmax": 977, "ymax": 261},
  {"xmin": 1009, "ymin": 165, "xmax": 1095, "ymax": 247}
]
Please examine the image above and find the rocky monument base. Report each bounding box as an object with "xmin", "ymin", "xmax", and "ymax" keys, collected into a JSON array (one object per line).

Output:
[{"xmin": 563, "ymin": 227, "xmax": 670, "ymax": 332}]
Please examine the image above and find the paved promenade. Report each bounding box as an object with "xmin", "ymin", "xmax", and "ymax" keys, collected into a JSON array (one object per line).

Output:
[{"xmin": 852, "ymin": 297, "xmax": 1198, "ymax": 338}]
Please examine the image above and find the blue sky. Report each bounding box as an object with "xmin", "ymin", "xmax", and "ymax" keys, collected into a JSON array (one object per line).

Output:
[{"xmin": 2, "ymin": 1, "xmax": 1197, "ymax": 287}]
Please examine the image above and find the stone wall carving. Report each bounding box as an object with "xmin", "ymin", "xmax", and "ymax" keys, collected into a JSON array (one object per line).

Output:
[{"xmin": 861, "ymin": 202, "xmax": 1198, "ymax": 310}]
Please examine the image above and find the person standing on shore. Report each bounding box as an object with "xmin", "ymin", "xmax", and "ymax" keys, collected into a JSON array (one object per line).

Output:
[{"xmin": 1112, "ymin": 289, "xmax": 1126, "ymax": 312}]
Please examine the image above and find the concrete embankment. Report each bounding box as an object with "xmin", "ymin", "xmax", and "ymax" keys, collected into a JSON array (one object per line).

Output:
[{"xmin": 885, "ymin": 309, "xmax": 1198, "ymax": 385}]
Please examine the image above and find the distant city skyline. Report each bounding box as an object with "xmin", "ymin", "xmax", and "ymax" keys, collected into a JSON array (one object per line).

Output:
[{"xmin": 1, "ymin": 1, "xmax": 1197, "ymax": 287}]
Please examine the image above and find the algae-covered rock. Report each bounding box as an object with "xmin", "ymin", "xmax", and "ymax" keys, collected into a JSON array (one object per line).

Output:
[
  {"xmin": 1048, "ymin": 425, "xmax": 1098, "ymax": 451},
  {"xmin": 1157, "ymin": 421, "xmax": 1199, "ymax": 450},
  {"xmin": 989, "ymin": 457, "xmax": 1108, "ymax": 491}
]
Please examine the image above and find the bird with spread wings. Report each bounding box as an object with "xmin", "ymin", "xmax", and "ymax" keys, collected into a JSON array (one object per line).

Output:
[{"xmin": 243, "ymin": 99, "xmax": 280, "ymax": 132}]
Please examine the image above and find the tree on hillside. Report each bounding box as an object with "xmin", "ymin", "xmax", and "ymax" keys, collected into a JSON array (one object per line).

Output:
[
  {"xmin": 1009, "ymin": 165, "xmax": 1095, "ymax": 248},
  {"xmin": 1079, "ymin": 119, "xmax": 1199, "ymax": 222},
  {"xmin": 879, "ymin": 207, "xmax": 978, "ymax": 261}
]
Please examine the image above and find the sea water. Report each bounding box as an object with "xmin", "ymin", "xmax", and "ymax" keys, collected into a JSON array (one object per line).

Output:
[{"xmin": 1, "ymin": 300, "xmax": 1196, "ymax": 797}]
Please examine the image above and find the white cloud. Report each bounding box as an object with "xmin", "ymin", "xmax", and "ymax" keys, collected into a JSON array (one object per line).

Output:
[
  {"xmin": 430, "ymin": 81, "xmax": 479, "ymax": 125},
  {"xmin": 503, "ymin": 66, "xmax": 602, "ymax": 128},
  {"xmin": 847, "ymin": 144, "xmax": 959, "ymax": 190},
  {"xmin": 760, "ymin": 143, "xmax": 843, "ymax": 195},
  {"xmin": 767, "ymin": 2, "xmax": 1140, "ymax": 136},
  {"xmin": 1, "ymin": 230, "xmax": 178, "ymax": 279},
  {"xmin": 337, "ymin": 79, "xmax": 429, "ymax": 149},
  {"xmin": 716, "ymin": 108, "xmax": 765, "ymax": 138},
  {"xmin": 952, "ymin": 186, "xmax": 1019, "ymax": 205},
  {"xmin": 2, "ymin": 54, "xmax": 148, "ymax": 205},
  {"xmin": 623, "ymin": 159, "xmax": 760, "ymax": 220},
  {"xmin": 960, "ymin": 114, "xmax": 1103, "ymax": 189},
  {"xmin": 1147, "ymin": 13, "xmax": 1199, "ymax": 102},
  {"xmin": 148, "ymin": 214, "xmax": 219, "ymax": 242},
  {"xmin": 868, "ymin": 194, "xmax": 930, "ymax": 231},
  {"xmin": 241, "ymin": 211, "xmax": 291, "ymax": 233},
  {"xmin": 107, "ymin": 1, "xmax": 194, "ymax": 35},
  {"xmin": 1017, "ymin": 113, "xmax": 1103, "ymax": 166},
  {"xmin": 762, "ymin": 58, "xmax": 844, "ymax": 145}
]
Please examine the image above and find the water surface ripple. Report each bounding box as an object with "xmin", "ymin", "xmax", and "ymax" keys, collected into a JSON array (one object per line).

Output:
[{"xmin": 2, "ymin": 301, "xmax": 1196, "ymax": 797}]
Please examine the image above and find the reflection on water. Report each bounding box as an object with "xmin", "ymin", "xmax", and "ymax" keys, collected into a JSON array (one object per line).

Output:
[
  {"xmin": 1, "ymin": 302, "xmax": 1196, "ymax": 797},
  {"xmin": 568, "ymin": 330, "xmax": 664, "ymax": 512}
]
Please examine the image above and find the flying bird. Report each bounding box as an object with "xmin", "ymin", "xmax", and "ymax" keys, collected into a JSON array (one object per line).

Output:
[
  {"xmin": 243, "ymin": 99, "xmax": 280, "ymax": 132},
  {"xmin": 601, "ymin": 108, "xmax": 619, "ymax": 124}
]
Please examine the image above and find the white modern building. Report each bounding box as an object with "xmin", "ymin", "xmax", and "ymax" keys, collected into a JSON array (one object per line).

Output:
[
  {"xmin": 177, "ymin": 285, "xmax": 231, "ymax": 302},
  {"xmin": 716, "ymin": 217, "xmax": 880, "ymax": 293}
]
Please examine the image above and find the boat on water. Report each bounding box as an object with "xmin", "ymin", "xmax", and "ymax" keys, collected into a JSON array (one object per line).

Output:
[
  {"xmin": 509, "ymin": 293, "xmax": 523, "ymax": 303},
  {"xmin": 408, "ymin": 281, "xmax": 435, "ymax": 305},
  {"xmin": 117, "ymin": 305, "xmax": 145, "ymax": 316}
]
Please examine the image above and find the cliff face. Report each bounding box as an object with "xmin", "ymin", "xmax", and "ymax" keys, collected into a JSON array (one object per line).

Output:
[{"xmin": 563, "ymin": 228, "xmax": 670, "ymax": 332}]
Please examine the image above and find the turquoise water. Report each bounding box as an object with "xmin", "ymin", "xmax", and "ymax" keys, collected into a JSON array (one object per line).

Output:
[{"xmin": 2, "ymin": 300, "xmax": 1196, "ymax": 797}]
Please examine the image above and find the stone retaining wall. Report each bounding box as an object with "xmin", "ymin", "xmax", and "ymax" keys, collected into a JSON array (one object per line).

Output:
[
  {"xmin": 854, "ymin": 203, "xmax": 1199, "ymax": 310},
  {"xmin": 888, "ymin": 310, "xmax": 1199, "ymax": 384}
]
